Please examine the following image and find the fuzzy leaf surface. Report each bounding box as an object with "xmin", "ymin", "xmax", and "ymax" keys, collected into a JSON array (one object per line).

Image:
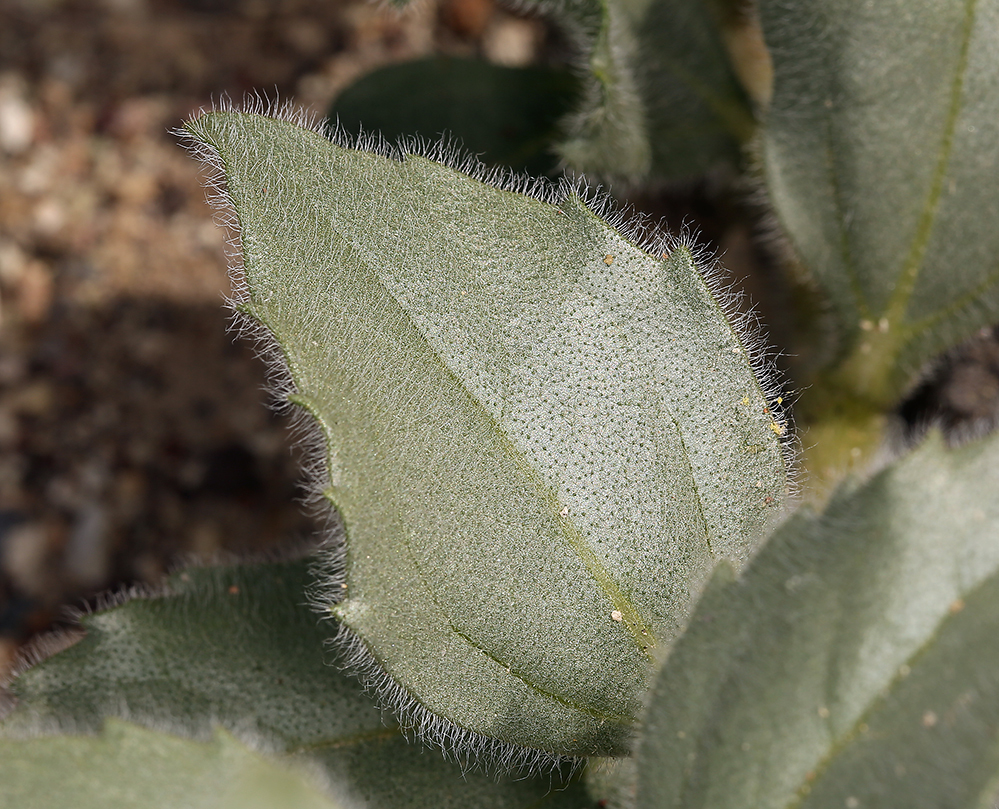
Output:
[
  {"xmin": 537, "ymin": 0, "xmax": 753, "ymax": 182},
  {"xmin": 183, "ymin": 110, "xmax": 787, "ymax": 756},
  {"xmin": 628, "ymin": 431, "xmax": 999, "ymax": 809},
  {"xmin": 760, "ymin": 0, "xmax": 999, "ymax": 398},
  {"xmin": 0, "ymin": 560, "xmax": 589, "ymax": 809},
  {"xmin": 0, "ymin": 719, "xmax": 338, "ymax": 809}
]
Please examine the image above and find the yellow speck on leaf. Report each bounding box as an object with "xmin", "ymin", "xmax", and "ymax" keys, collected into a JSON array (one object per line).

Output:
[{"xmin": 604, "ymin": 254, "xmax": 614, "ymax": 265}]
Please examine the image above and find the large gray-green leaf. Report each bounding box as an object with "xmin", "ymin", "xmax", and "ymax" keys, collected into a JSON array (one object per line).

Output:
[
  {"xmin": 622, "ymin": 430, "xmax": 999, "ymax": 809},
  {"xmin": 183, "ymin": 110, "xmax": 787, "ymax": 757},
  {"xmin": 537, "ymin": 0, "xmax": 754, "ymax": 182},
  {"xmin": 0, "ymin": 719, "xmax": 338, "ymax": 809},
  {"xmin": 760, "ymin": 0, "xmax": 999, "ymax": 403},
  {"xmin": 0, "ymin": 560, "xmax": 590, "ymax": 808}
]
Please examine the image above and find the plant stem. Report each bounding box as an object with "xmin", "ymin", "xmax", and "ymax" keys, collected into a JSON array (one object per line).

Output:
[
  {"xmin": 796, "ymin": 395, "xmax": 886, "ymax": 502},
  {"xmin": 793, "ymin": 311, "xmax": 911, "ymax": 500}
]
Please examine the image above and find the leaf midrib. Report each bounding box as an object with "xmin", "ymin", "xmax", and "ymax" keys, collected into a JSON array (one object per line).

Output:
[
  {"xmin": 780, "ymin": 569, "xmax": 993, "ymax": 809},
  {"xmin": 298, "ymin": 179, "xmax": 660, "ymax": 658},
  {"xmin": 353, "ymin": 482, "xmax": 638, "ymax": 725},
  {"xmin": 881, "ymin": 0, "xmax": 977, "ymax": 331},
  {"xmin": 796, "ymin": 0, "xmax": 978, "ymax": 359}
]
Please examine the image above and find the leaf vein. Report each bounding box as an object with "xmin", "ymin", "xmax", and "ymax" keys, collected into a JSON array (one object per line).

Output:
[
  {"xmin": 782, "ymin": 569, "xmax": 995, "ymax": 809},
  {"xmin": 885, "ymin": 0, "xmax": 978, "ymax": 327},
  {"xmin": 327, "ymin": 215, "xmax": 658, "ymax": 656}
]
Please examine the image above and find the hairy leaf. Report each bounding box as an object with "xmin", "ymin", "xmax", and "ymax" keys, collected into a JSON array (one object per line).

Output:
[
  {"xmin": 536, "ymin": 0, "xmax": 753, "ymax": 182},
  {"xmin": 760, "ymin": 0, "xmax": 999, "ymax": 401},
  {"xmin": 328, "ymin": 56, "xmax": 579, "ymax": 176},
  {"xmin": 182, "ymin": 109, "xmax": 787, "ymax": 757},
  {"xmin": 0, "ymin": 719, "xmax": 337, "ymax": 809},
  {"xmin": 626, "ymin": 430, "xmax": 999, "ymax": 809},
  {"xmin": 0, "ymin": 561, "xmax": 589, "ymax": 808}
]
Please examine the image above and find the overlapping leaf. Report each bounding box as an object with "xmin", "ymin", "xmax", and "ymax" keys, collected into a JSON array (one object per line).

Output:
[
  {"xmin": 760, "ymin": 0, "xmax": 999, "ymax": 401},
  {"xmin": 619, "ymin": 430, "xmax": 999, "ymax": 808},
  {"xmin": 183, "ymin": 110, "xmax": 787, "ymax": 756},
  {"xmin": 0, "ymin": 560, "xmax": 589, "ymax": 809},
  {"xmin": 328, "ymin": 56, "xmax": 579, "ymax": 176},
  {"xmin": 0, "ymin": 720, "xmax": 338, "ymax": 809},
  {"xmin": 534, "ymin": 0, "xmax": 754, "ymax": 182}
]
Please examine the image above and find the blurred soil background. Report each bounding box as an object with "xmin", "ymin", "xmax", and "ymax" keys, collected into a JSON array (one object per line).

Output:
[
  {"xmin": 0, "ymin": 0, "xmax": 558, "ymax": 679},
  {"xmin": 1, "ymin": 0, "xmax": 998, "ymax": 682}
]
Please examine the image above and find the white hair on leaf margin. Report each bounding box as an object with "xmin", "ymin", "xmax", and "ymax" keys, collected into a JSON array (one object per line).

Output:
[
  {"xmin": 176, "ymin": 93, "xmax": 797, "ymax": 775},
  {"xmin": 308, "ymin": 537, "xmax": 581, "ymax": 777}
]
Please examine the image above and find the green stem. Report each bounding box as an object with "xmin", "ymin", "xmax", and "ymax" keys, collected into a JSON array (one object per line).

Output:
[
  {"xmin": 797, "ymin": 395, "xmax": 886, "ymax": 501},
  {"xmin": 795, "ymin": 358, "xmax": 895, "ymax": 500}
]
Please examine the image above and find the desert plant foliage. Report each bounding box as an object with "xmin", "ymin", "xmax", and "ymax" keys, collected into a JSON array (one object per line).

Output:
[{"xmin": 2, "ymin": 0, "xmax": 998, "ymax": 806}]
